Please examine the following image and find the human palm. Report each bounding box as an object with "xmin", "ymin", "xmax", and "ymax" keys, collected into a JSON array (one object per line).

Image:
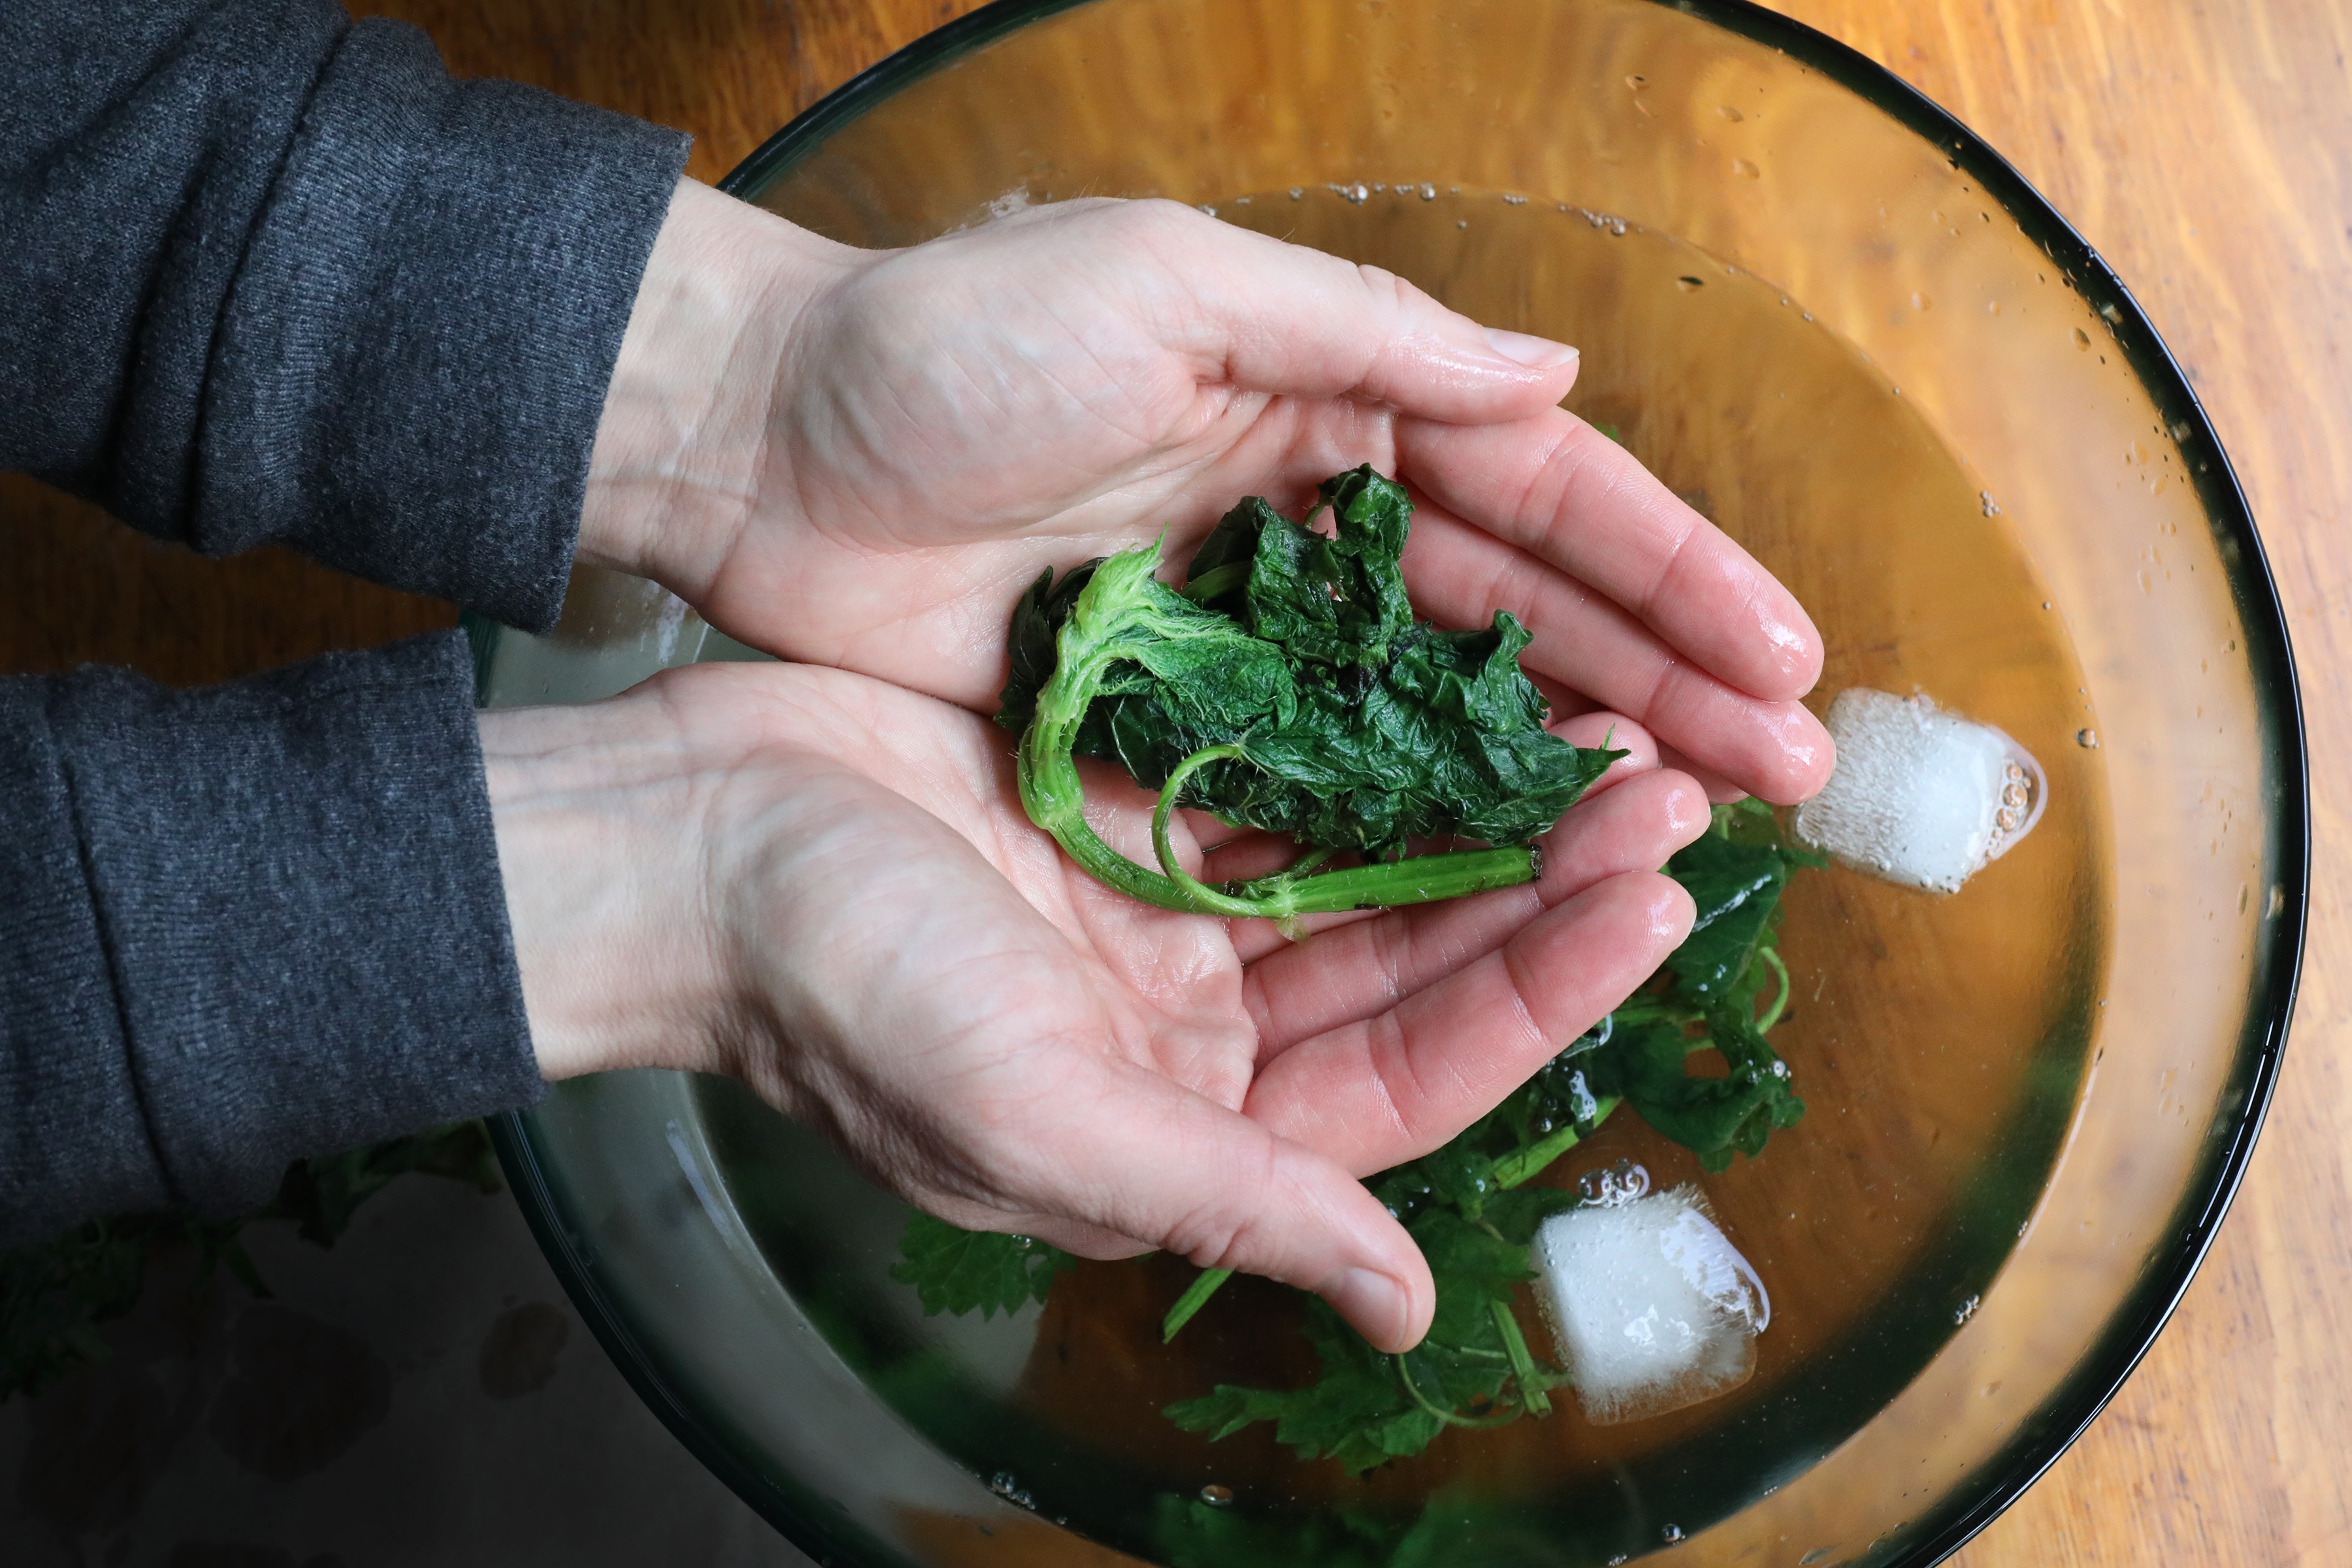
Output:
[
  {"xmin": 487, "ymin": 659, "xmax": 1706, "ymax": 1350},
  {"xmin": 584, "ymin": 186, "xmax": 1833, "ymax": 804}
]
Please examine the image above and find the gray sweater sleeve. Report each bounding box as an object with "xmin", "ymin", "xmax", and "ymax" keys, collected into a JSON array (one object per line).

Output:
[
  {"xmin": 0, "ymin": 1, "xmax": 691, "ymax": 1241},
  {"xmin": 1, "ymin": 0, "xmax": 689, "ymax": 625},
  {"xmin": 1, "ymin": 635, "xmax": 541, "ymax": 1243}
]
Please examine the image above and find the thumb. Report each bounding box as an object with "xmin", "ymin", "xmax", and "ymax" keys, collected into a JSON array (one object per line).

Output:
[
  {"xmin": 1000, "ymin": 1056, "xmax": 1435, "ymax": 1352},
  {"xmin": 1122, "ymin": 200, "xmax": 1580, "ymax": 423}
]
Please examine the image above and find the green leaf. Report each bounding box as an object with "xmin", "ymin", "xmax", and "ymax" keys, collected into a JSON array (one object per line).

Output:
[
  {"xmin": 888, "ymin": 1212, "xmax": 1075, "ymax": 1319},
  {"xmin": 261, "ymin": 1120, "xmax": 502, "ymax": 1247},
  {"xmin": 1663, "ymin": 829, "xmax": 1791, "ymax": 1005},
  {"xmin": 1004, "ymin": 466, "xmax": 1622, "ymax": 860}
]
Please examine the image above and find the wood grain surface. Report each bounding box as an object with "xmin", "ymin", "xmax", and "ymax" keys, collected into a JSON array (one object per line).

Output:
[{"xmin": 4, "ymin": 1, "xmax": 2344, "ymax": 1563}]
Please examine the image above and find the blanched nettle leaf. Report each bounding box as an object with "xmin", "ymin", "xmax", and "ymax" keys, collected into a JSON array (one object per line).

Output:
[
  {"xmin": 1663, "ymin": 830, "xmax": 1791, "ymax": 1005},
  {"xmin": 889, "ymin": 1213, "xmax": 1075, "ymax": 1319},
  {"xmin": 1579, "ymin": 1015, "xmax": 1804, "ymax": 1173},
  {"xmin": 1168, "ymin": 1299, "xmax": 1446, "ymax": 1473},
  {"xmin": 998, "ymin": 466, "xmax": 1620, "ymax": 856}
]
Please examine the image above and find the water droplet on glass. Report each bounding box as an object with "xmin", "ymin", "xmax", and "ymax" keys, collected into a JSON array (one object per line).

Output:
[
  {"xmin": 1200, "ymin": 1483, "xmax": 1233, "ymax": 1506},
  {"xmin": 1980, "ymin": 491, "xmax": 2001, "ymax": 517},
  {"xmin": 1288, "ymin": 186, "xmax": 1304, "ymax": 200},
  {"xmin": 1662, "ymin": 1523, "xmax": 1686, "ymax": 1543},
  {"xmin": 1953, "ymin": 1294, "xmax": 1980, "ymax": 1326},
  {"xmin": 2077, "ymin": 728, "xmax": 2099, "ymax": 748},
  {"xmin": 1418, "ymin": 182, "xmax": 1437, "ymax": 200},
  {"xmin": 1676, "ymin": 275, "xmax": 1705, "ymax": 291},
  {"xmin": 1504, "ymin": 192, "xmax": 1528, "ymax": 204},
  {"xmin": 1733, "ymin": 157, "xmax": 1760, "ymax": 178},
  {"xmin": 1457, "ymin": 219, "xmax": 1469, "ymax": 229},
  {"xmin": 2074, "ymin": 327, "xmax": 2093, "ymax": 348},
  {"xmin": 1196, "ymin": 203, "xmax": 1217, "ymax": 217}
]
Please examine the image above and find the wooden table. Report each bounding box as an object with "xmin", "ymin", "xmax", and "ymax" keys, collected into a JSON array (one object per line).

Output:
[{"xmin": 4, "ymin": 1, "xmax": 2344, "ymax": 1562}]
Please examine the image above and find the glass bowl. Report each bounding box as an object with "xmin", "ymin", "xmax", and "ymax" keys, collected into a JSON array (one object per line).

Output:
[{"xmin": 468, "ymin": 1, "xmax": 2306, "ymax": 1563}]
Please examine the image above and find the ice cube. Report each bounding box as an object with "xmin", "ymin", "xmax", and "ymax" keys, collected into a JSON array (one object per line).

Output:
[
  {"xmin": 1791, "ymin": 688, "xmax": 2045, "ymax": 892},
  {"xmin": 1531, "ymin": 1183, "xmax": 1769, "ymax": 1426}
]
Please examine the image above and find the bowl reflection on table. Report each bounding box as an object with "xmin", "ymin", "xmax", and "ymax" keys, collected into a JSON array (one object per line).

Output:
[{"xmin": 468, "ymin": 2, "xmax": 2303, "ymax": 1565}]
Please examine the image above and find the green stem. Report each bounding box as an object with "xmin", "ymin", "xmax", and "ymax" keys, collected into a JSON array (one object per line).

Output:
[
  {"xmin": 1231, "ymin": 845, "xmax": 1337, "ymax": 898},
  {"xmin": 1161, "ymin": 1267, "xmax": 1233, "ymax": 1343},
  {"xmin": 1151, "ymin": 746, "xmax": 1254, "ymax": 907},
  {"xmin": 1021, "ymin": 624, "xmax": 1539, "ymax": 920},
  {"xmin": 1180, "ymin": 563, "xmax": 1249, "ymax": 603},
  {"xmin": 1394, "ymin": 1354, "xmax": 1522, "ymax": 1429},
  {"xmin": 1491, "ymin": 1096, "xmax": 1622, "ymax": 1190},
  {"xmin": 1488, "ymin": 1298, "xmax": 1552, "ymax": 1418},
  {"xmin": 1755, "ymin": 946, "xmax": 1793, "ymax": 1032}
]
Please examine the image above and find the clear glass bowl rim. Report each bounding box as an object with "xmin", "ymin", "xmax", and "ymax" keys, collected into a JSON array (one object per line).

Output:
[{"xmin": 480, "ymin": 2, "xmax": 2311, "ymax": 1563}]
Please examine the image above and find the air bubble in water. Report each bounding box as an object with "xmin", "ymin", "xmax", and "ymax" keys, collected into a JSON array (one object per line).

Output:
[{"xmin": 1578, "ymin": 1159, "xmax": 1650, "ymax": 1207}]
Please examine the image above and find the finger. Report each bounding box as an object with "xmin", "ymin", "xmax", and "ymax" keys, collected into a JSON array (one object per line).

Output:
[
  {"xmin": 1397, "ymin": 411, "xmax": 1824, "ymax": 700},
  {"xmin": 941, "ymin": 1054, "xmax": 1437, "ymax": 1350},
  {"xmin": 1120, "ymin": 202, "xmax": 1583, "ymax": 424},
  {"xmin": 1241, "ymin": 770, "xmax": 1708, "ymax": 1053},
  {"xmin": 1552, "ymin": 709, "xmax": 1659, "ymax": 793},
  {"xmin": 1402, "ymin": 503, "xmax": 1834, "ymax": 802},
  {"xmin": 1243, "ymin": 870, "xmax": 1695, "ymax": 1176},
  {"xmin": 1656, "ymin": 741, "xmax": 1749, "ymax": 804}
]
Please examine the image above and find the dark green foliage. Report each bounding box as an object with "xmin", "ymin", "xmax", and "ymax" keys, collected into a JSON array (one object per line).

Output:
[
  {"xmin": 1002, "ymin": 466, "xmax": 1617, "ymax": 855},
  {"xmin": 1163, "ymin": 1203, "xmax": 1575, "ymax": 1475},
  {"xmin": 1158, "ymin": 805, "xmax": 1815, "ymax": 1469},
  {"xmin": 261, "ymin": 1119, "xmax": 502, "ymax": 1246},
  {"xmin": 1580, "ymin": 801, "xmax": 1820, "ymax": 1172},
  {"xmin": 1, "ymin": 1122, "xmax": 499, "ymax": 1405},
  {"xmin": 912, "ymin": 482, "xmax": 1828, "ymax": 1479},
  {"xmin": 898, "ymin": 808, "xmax": 1816, "ymax": 1475},
  {"xmin": 889, "ymin": 1213, "xmax": 1075, "ymax": 1319}
]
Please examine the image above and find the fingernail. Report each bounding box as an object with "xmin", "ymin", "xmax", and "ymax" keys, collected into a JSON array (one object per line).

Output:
[
  {"xmin": 1326, "ymin": 1267, "xmax": 1409, "ymax": 1349},
  {"xmin": 1483, "ymin": 328, "xmax": 1580, "ymax": 369}
]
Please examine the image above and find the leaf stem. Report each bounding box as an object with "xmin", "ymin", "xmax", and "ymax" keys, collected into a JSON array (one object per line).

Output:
[
  {"xmin": 1019, "ymin": 563, "xmax": 1543, "ymax": 920},
  {"xmin": 1161, "ymin": 1267, "xmax": 1233, "ymax": 1343},
  {"xmin": 1492, "ymin": 1096, "xmax": 1622, "ymax": 1190},
  {"xmin": 1394, "ymin": 1354, "xmax": 1523, "ymax": 1429},
  {"xmin": 1488, "ymin": 1298, "xmax": 1552, "ymax": 1418},
  {"xmin": 1755, "ymin": 946, "xmax": 1793, "ymax": 1032}
]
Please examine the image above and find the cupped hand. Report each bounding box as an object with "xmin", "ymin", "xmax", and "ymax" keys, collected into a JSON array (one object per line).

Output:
[
  {"xmin": 481, "ymin": 659, "xmax": 1710, "ymax": 1352},
  {"xmin": 580, "ymin": 180, "xmax": 1833, "ymax": 804}
]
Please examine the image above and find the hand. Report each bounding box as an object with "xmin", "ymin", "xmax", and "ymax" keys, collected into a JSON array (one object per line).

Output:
[
  {"xmin": 481, "ymin": 660, "xmax": 1710, "ymax": 1351},
  {"xmin": 580, "ymin": 180, "xmax": 1833, "ymax": 804}
]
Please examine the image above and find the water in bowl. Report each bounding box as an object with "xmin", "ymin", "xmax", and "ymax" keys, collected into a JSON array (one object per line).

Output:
[{"xmin": 696, "ymin": 185, "xmax": 2110, "ymax": 1566}]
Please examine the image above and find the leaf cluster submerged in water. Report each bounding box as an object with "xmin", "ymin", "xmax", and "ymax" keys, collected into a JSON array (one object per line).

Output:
[
  {"xmin": 1000, "ymin": 465, "xmax": 1618, "ymax": 856},
  {"xmin": 892, "ymin": 471, "xmax": 1823, "ymax": 1484},
  {"xmin": 1158, "ymin": 802, "xmax": 1816, "ymax": 1472}
]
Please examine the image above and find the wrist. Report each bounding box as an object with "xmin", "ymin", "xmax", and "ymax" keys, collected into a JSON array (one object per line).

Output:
[
  {"xmin": 577, "ymin": 177, "xmax": 860, "ymax": 595},
  {"xmin": 480, "ymin": 693, "xmax": 733, "ymax": 1082}
]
